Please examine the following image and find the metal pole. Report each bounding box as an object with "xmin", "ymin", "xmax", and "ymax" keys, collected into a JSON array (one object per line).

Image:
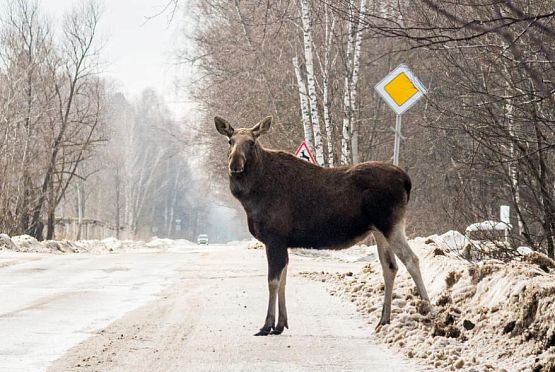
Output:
[{"xmin": 393, "ymin": 114, "xmax": 402, "ymax": 166}]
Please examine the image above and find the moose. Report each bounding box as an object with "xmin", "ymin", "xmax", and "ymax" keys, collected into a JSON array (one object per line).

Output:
[{"xmin": 215, "ymin": 115, "xmax": 430, "ymax": 336}]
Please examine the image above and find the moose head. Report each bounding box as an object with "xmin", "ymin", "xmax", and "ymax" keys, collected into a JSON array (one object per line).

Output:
[{"xmin": 215, "ymin": 116, "xmax": 272, "ymax": 176}]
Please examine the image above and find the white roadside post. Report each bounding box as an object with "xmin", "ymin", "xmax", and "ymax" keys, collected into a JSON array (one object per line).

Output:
[
  {"xmin": 500, "ymin": 205, "xmax": 511, "ymax": 244},
  {"xmin": 375, "ymin": 64, "xmax": 427, "ymax": 166}
]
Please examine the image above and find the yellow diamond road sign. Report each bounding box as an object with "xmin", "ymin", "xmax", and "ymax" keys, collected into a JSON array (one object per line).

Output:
[{"xmin": 375, "ymin": 64, "xmax": 426, "ymax": 115}]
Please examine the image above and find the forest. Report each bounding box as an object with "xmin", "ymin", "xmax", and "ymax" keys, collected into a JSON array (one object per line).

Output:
[
  {"xmin": 0, "ymin": 0, "xmax": 554, "ymax": 258},
  {"xmin": 0, "ymin": 0, "xmax": 210, "ymax": 241},
  {"xmin": 183, "ymin": 0, "xmax": 555, "ymax": 258}
]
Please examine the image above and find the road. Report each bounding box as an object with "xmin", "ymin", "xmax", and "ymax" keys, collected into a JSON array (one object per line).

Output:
[{"xmin": 0, "ymin": 243, "xmax": 421, "ymax": 371}]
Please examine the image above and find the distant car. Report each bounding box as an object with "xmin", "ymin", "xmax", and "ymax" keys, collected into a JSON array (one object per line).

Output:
[{"xmin": 197, "ymin": 234, "xmax": 209, "ymax": 245}]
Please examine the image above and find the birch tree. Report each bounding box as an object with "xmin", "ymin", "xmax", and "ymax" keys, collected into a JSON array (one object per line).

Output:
[
  {"xmin": 292, "ymin": 56, "xmax": 314, "ymax": 151},
  {"xmin": 349, "ymin": 0, "xmax": 366, "ymax": 164},
  {"xmin": 298, "ymin": 0, "xmax": 324, "ymax": 165},
  {"xmin": 340, "ymin": 0, "xmax": 366, "ymax": 165},
  {"xmin": 318, "ymin": 4, "xmax": 336, "ymax": 166}
]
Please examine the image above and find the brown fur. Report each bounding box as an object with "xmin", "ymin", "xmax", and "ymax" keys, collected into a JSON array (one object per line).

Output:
[{"xmin": 231, "ymin": 148, "xmax": 411, "ymax": 248}]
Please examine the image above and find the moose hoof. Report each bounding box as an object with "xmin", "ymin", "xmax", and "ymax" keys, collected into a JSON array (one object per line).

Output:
[
  {"xmin": 270, "ymin": 326, "xmax": 284, "ymax": 335},
  {"xmin": 254, "ymin": 327, "xmax": 273, "ymax": 336},
  {"xmin": 416, "ymin": 300, "xmax": 432, "ymax": 316},
  {"xmin": 375, "ymin": 318, "xmax": 390, "ymax": 331}
]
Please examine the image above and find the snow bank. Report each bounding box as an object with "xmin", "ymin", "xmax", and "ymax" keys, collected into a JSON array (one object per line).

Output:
[
  {"xmin": 424, "ymin": 230, "xmax": 470, "ymax": 254},
  {"xmin": 245, "ymin": 239, "xmax": 376, "ymax": 262},
  {"xmin": 0, "ymin": 234, "xmax": 193, "ymax": 254},
  {"xmin": 466, "ymin": 220, "xmax": 512, "ymax": 232},
  {"xmin": 11, "ymin": 235, "xmax": 50, "ymax": 252},
  {"xmin": 293, "ymin": 244, "xmax": 377, "ymax": 263},
  {"xmin": 0, "ymin": 234, "xmax": 17, "ymax": 251},
  {"xmin": 146, "ymin": 237, "xmax": 195, "ymax": 249},
  {"xmin": 301, "ymin": 235, "xmax": 555, "ymax": 371}
]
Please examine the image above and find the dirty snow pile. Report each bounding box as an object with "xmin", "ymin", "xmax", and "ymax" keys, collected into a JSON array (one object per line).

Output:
[
  {"xmin": 246, "ymin": 238, "xmax": 376, "ymax": 262},
  {"xmin": 301, "ymin": 233, "xmax": 555, "ymax": 372},
  {"xmin": 293, "ymin": 244, "xmax": 376, "ymax": 262},
  {"xmin": 0, "ymin": 234, "xmax": 194, "ymax": 254}
]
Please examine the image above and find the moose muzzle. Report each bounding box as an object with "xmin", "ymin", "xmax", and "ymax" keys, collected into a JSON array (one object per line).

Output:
[{"xmin": 229, "ymin": 153, "xmax": 246, "ymax": 175}]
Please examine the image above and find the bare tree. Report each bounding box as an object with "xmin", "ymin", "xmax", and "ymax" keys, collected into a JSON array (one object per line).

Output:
[{"xmin": 27, "ymin": 0, "xmax": 103, "ymax": 240}]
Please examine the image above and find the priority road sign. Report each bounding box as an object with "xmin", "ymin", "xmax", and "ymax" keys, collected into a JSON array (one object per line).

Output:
[
  {"xmin": 294, "ymin": 142, "xmax": 317, "ymax": 165},
  {"xmin": 375, "ymin": 64, "xmax": 427, "ymax": 115},
  {"xmin": 374, "ymin": 64, "xmax": 427, "ymax": 166}
]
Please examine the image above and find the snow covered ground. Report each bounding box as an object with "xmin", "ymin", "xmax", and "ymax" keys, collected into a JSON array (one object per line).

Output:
[
  {"xmin": 301, "ymin": 233, "xmax": 555, "ymax": 372},
  {"xmin": 0, "ymin": 248, "xmax": 200, "ymax": 371},
  {"xmin": 0, "ymin": 240, "xmax": 419, "ymax": 372},
  {"xmin": 1, "ymin": 233, "xmax": 553, "ymax": 371}
]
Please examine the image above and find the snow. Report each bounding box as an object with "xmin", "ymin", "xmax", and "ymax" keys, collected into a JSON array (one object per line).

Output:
[
  {"xmin": 0, "ymin": 234, "xmax": 197, "ymax": 255},
  {"xmin": 518, "ymin": 246, "xmax": 534, "ymax": 256},
  {"xmin": 300, "ymin": 233, "xmax": 555, "ymax": 371},
  {"xmin": 421, "ymin": 230, "xmax": 469, "ymax": 254},
  {"xmin": 0, "ymin": 233, "xmax": 17, "ymax": 250},
  {"xmin": 293, "ymin": 245, "xmax": 377, "ymax": 263},
  {"xmin": 0, "ymin": 248, "xmax": 197, "ymax": 372},
  {"xmin": 465, "ymin": 220, "xmax": 512, "ymax": 232},
  {"xmin": 2, "ymin": 232, "xmax": 554, "ymax": 371}
]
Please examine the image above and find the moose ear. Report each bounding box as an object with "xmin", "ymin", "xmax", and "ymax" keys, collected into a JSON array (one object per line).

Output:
[
  {"xmin": 214, "ymin": 116, "xmax": 235, "ymax": 137},
  {"xmin": 252, "ymin": 116, "xmax": 272, "ymax": 138}
]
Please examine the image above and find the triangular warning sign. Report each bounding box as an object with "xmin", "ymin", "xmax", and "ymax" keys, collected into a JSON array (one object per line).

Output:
[{"xmin": 294, "ymin": 142, "xmax": 317, "ymax": 165}]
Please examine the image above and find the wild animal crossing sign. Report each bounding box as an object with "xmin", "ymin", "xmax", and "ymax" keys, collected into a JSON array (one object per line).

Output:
[{"xmin": 294, "ymin": 142, "xmax": 317, "ymax": 165}]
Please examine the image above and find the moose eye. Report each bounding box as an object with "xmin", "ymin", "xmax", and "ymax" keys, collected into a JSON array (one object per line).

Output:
[{"xmin": 228, "ymin": 139, "xmax": 233, "ymax": 145}]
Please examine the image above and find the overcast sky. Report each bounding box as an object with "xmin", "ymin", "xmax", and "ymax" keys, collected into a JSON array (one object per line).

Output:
[{"xmin": 42, "ymin": 0, "xmax": 191, "ymax": 118}]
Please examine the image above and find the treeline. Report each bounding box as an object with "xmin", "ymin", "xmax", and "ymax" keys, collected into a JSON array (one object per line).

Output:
[
  {"xmin": 57, "ymin": 90, "xmax": 197, "ymax": 240},
  {"xmin": 183, "ymin": 0, "xmax": 555, "ymax": 257},
  {"xmin": 0, "ymin": 0, "xmax": 198, "ymax": 241}
]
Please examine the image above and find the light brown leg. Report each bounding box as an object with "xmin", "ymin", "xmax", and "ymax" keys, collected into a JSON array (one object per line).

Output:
[
  {"xmin": 374, "ymin": 231, "xmax": 398, "ymax": 326},
  {"xmin": 273, "ymin": 265, "xmax": 288, "ymax": 334},
  {"xmin": 386, "ymin": 222, "xmax": 429, "ymax": 302}
]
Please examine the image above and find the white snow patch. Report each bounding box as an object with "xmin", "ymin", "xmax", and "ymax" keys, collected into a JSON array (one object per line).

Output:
[
  {"xmin": 426, "ymin": 230, "xmax": 470, "ymax": 253},
  {"xmin": 293, "ymin": 245, "xmax": 377, "ymax": 263},
  {"xmin": 517, "ymin": 246, "xmax": 534, "ymax": 256},
  {"xmin": 0, "ymin": 234, "xmax": 198, "ymax": 255}
]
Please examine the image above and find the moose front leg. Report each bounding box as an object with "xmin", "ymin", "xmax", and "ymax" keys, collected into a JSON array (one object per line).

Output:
[
  {"xmin": 255, "ymin": 244, "xmax": 288, "ymax": 336},
  {"xmin": 271, "ymin": 264, "xmax": 288, "ymax": 335}
]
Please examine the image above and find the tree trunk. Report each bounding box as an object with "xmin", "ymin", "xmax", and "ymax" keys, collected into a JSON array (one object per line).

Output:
[
  {"xmin": 76, "ymin": 177, "xmax": 83, "ymax": 240},
  {"xmin": 115, "ymin": 169, "xmax": 121, "ymax": 239},
  {"xmin": 46, "ymin": 209, "xmax": 55, "ymax": 240},
  {"xmin": 292, "ymin": 56, "xmax": 314, "ymax": 151},
  {"xmin": 322, "ymin": 6, "xmax": 335, "ymax": 167},
  {"xmin": 299, "ymin": 0, "xmax": 324, "ymax": 165},
  {"xmin": 340, "ymin": 1, "xmax": 356, "ymax": 165},
  {"xmin": 350, "ymin": 0, "xmax": 366, "ymax": 164},
  {"xmin": 167, "ymin": 166, "xmax": 180, "ymax": 237},
  {"xmin": 533, "ymin": 115, "xmax": 555, "ymax": 258}
]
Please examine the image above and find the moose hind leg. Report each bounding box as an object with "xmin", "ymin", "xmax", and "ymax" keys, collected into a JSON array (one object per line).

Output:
[
  {"xmin": 255, "ymin": 244, "xmax": 288, "ymax": 336},
  {"xmin": 387, "ymin": 223, "xmax": 430, "ymax": 303},
  {"xmin": 374, "ymin": 231, "xmax": 398, "ymax": 326}
]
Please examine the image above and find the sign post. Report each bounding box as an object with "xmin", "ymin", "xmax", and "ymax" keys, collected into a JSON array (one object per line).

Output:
[{"xmin": 375, "ymin": 64, "xmax": 427, "ymax": 166}]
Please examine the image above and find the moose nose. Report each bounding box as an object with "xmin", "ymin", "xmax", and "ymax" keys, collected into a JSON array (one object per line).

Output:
[{"xmin": 229, "ymin": 166, "xmax": 244, "ymax": 174}]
